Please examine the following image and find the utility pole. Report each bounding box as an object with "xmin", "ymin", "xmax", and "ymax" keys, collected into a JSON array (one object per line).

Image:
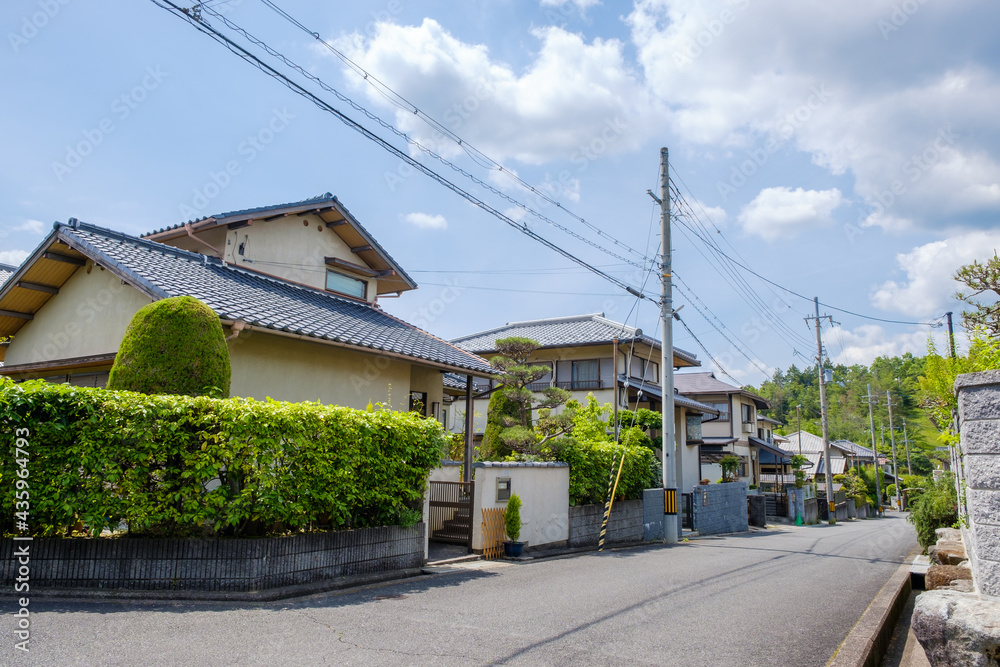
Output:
[
  {"xmin": 945, "ymin": 312, "xmax": 956, "ymax": 359},
  {"xmin": 886, "ymin": 390, "xmax": 901, "ymax": 510},
  {"xmin": 658, "ymin": 147, "xmax": 678, "ymax": 545},
  {"xmin": 902, "ymin": 418, "xmax": 912, "ymax": 475},
  {"xmin": 807, "ymin": 297, "xmax": 836, "ymax": 524},
  {"xmin": 796, "ymin": 404, "xmax": 802, "ymax": 455},
  {"xmin": 865, "ymin": 383, "xmax": 883, "ymax": 517}
]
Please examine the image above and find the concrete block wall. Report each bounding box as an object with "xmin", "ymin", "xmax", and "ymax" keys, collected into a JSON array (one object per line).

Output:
[
  {"xmin": 692, "ymin": 481, "xmax": 748, "ymax": 535},
  {"xmin": 568, "ymin": 499, "xmax": 643, "ymax": 547},
  {"xmin": 956, "ymin": 370, "xmax": 1000, "ymax": 599},
  {"xmin": 0, "ymin": 525, "xmax": 425, "ymax": 592}
]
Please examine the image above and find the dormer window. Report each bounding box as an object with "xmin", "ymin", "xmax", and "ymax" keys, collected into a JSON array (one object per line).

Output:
[{"xmin": 325, "ymin": 269, "xmax": 367, "ymax": 300}]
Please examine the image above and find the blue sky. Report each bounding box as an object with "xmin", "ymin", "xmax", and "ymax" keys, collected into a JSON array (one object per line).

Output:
[{"xmin": 3, "ymin": 0, "xmax": 999, "ymax": 385}]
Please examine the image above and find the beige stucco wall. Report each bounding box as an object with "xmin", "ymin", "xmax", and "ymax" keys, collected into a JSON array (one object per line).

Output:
[
  {"xmin": 4, "ymin": 267, "xmax": 151, "ymax": 366},
  {"xmin": 409, "ymin": 365, "xmax": 444, "ymax": 419},
  {"xmin": 166, "ymin": 214, "xmax": 378, "ymax": 299},
  {"xmin": 472, "ymin": 465, "xmax": 569, "ymax": 551},
  {"xmin": 228, "ymin": 330, "xmax": 415, "ymax": 409}
]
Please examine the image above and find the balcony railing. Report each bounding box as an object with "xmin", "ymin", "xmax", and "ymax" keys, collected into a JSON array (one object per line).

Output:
[{"xmin": 555, "ymin": 380, "xmax": 604, "ymax": 391}]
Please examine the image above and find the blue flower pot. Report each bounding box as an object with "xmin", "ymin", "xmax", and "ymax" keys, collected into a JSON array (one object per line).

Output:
[{"xmin": 503, "ymin": 541, "xmax": 525, "ymax": 558}]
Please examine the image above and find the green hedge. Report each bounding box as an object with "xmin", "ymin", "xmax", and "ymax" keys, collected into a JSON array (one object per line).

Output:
[
  {"xmin": 0, "ymin": 380, "xmax": 444, "ymax": 537},
  {"xmin": 554, "ymin": 439, "xmax": 660, "ymax": 506}
]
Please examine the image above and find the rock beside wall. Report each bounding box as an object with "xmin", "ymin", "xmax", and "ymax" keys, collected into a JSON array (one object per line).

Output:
[{"xmin": 913, "ymin": 590, "xmax": 1000, "ymax": 667}]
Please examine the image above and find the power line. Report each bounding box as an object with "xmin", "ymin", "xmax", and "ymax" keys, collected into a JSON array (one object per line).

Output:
[
  {"xmin": 255, "ymin": 0, "xmax": 657, "ymax": 269},
  {"xmin": 666, "ymin": 177, "xmax": 944, "ymax": 327},
  {"xmin": 150, "ymin": 0, "xmax": 656, "ymax": 302}
]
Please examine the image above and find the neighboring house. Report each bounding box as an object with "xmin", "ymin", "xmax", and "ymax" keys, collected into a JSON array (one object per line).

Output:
[
  {"xmin": 0, "ymin": 195, "xmax": 493, "ymax": 413},
  {"xmin": 0, "ymin": 263, "xmax": 15, "ymax": 287},
  {"xmin": 450, "ymin": 313, "xmax": 719, "ymax": 491},
  {"xmin": 672, "ymin": 371, "xmax": 784, "ymax": 488},
  {"xmin": 780, "ymin": 431, "xmax": 897, "ymax": 487}
]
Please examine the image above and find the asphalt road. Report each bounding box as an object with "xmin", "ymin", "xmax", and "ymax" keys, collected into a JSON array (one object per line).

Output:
[{"xmin": 3, "ymin": 515, "xmax": 916, "ymax": 666}]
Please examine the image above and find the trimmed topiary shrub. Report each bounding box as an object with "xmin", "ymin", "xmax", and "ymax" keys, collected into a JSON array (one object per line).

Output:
[
  {"xmin": 108, "ymin": 296, "xmax": 231, "ymax": 398},
  {"xmin": 480, "ymin": 386, "xmax": 524, "ymax": 460}
]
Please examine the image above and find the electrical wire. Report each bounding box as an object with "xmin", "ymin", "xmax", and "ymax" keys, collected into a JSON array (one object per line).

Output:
[
  {"xmin": 149, "ymin": 0, "xmax": 656, "ymax": 302},
  {"xmin": 202, "ymin": 2, "xmax": 654, "ymax": 274},
  {"xmin": 255, "ymin": 0, "xmax": 658, "ymax": 269}
]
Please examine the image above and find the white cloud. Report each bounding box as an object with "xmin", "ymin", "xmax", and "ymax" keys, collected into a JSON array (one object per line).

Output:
[
  {"xmin": 626, "ymin": 1, "xmax": 1000, "ymax": 232},
  {"xmin": 541, "ymin": 0, "xmax": 601, "ymax": 10},
  {"xmin": 0, "ymin": 250, "xmax": 29, "ymax": 266},
  {"xmin": 738, "ymin": 187, "xmax": 842, "ymax": 241},
  {"xmin": 331, "ymin": 19, "xmax": 657, "ymax": 164},
  {"xmin": 15, "ymin": 219, "xmax": 46, "ymax": 235},
  {"xmin": 402, "ymin": 212, "xmax": 448, "ymax": 230},
  {"xmin": 870, "ymin": 230, "xmax": 1000, "ymax": 317},
  {"xmin": 827, "ymin": 324, "xmax": 933, "ymax": 366}
]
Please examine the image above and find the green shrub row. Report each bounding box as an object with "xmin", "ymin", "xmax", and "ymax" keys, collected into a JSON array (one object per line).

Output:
[
  {"xmin": 907, "ymin": 473, "xmax": 958, "ymax": 549},
  {"xmin": 553, "ymin": 438, "xmax": 660, "ymax": 506},
  {"xmin": 1, "ymin": 380, "xmax": 445, "ymax": 537}
]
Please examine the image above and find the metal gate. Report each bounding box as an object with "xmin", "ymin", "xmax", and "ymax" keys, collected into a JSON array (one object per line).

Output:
[
  {"xmin": 428, "ymin": 481, "xmax": 474, "ymax": 548},
  {"xmin": 681, "ymin": 493, "xmax": 694, "ymax": 530}
]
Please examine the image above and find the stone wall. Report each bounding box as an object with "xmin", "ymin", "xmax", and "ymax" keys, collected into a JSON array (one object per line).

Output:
[
  {"xmin": 692, "ymin": 482, "xmax": 748, "ymax": 535},
  {"xmin": 803, "ymin": 498, "xmax": 819, "ymax": 525},
  {"xmin": 747, "ymin": 495, "xmax": 766, "ymax": 527},
  {"xmin": 0, "ymin": 524, "xmax": 425, "ymax": 592},
  {"xmin": 568, "ymin": 499, "xmax": 643, "ymax": 547},
  {"xmin": 956, "ymin": 370, "xmax": 1000, "ymax": 599}
]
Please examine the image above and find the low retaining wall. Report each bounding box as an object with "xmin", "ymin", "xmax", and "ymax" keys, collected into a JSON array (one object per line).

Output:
[
  {"xmin": 748, "ymin": 495, "xmax": 766, "ymax": 527},
  {"xmin": 803, "ymin": 498, "xmax": 818, "ymax": 524},
  {"xmin": 847, "ymin": 498, "xmax": 857, "ymax": 519},
  {"xmin": 693, "ymin": 482, "xmax": 748, "ymax": 535},
  {"xmin": 568, "ymin": 499, "xmax": 643, "ymax": 547},
  {"xmin": 0, "ymin": 524, "xmax": 425, "ymax": 592}
]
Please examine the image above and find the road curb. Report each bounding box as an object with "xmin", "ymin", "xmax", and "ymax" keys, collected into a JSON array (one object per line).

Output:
[{"xmin": 827, "ymin": 547, "xmax": 920, "ymax": 667}]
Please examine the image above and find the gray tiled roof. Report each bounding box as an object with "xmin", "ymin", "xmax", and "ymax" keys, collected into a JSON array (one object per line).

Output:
[
  {"xmin": 673, "ymin": 371, "xmax": 770, "ymax": 409},
  {"xmin": 0, "ymin": 263, "xmax": 16, "ymax": 286},
  {"xmin": 451, "ymin": 313, "xmax": 699, "ymax": 366},
  {"xmin": 443, "ymin": 372, "xmax": 485, "ymax": 392},
  {"xmin": 145, "ymin": 192, "xmax": 338, "ymax": 236},
  {"xmin": 55, "ymin": 221, "xmax": 493, "ymax": 375}
]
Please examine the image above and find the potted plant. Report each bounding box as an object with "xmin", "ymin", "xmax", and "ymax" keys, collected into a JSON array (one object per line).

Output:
[{"xmin": 503, "ymin": 494, "xmax": 525, "ymax": 558}]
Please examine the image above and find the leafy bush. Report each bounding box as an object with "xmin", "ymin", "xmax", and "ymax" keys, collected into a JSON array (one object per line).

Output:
[
  {"xmin": 553, "ymin": 438, "xmax": 660, "ymax": 506},
  {"xmin": 108, "ymin": 296, "xmax": 231, "ymax": 398},
  {"xmin": 504, "ymin": 494, "xmax": 522, "ymax": 542},
  {"xmin": 0, "ymin": 379, "xmax": 444, "ymax": 537},
  {"xmin": 907, "ymin": 473, "xmax": 958, "ymax": 549},
  {"xmin": 720, "ymin": 455, "xmax": 740, "ymax": 482}
]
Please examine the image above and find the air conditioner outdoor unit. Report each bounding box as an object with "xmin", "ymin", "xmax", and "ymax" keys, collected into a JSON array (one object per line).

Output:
[{"xmin": 742, "ymin": 422, "xmax": 754, "ymax": 433}]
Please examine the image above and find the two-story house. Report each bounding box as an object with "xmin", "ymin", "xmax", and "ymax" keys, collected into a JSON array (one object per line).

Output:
[
  {"xmin": 672, "ymin": 371, "xmax": 789, "ymax": 488},
  {"xmin": 0, "ymin": 194, "xmax": 493, "ymax": 414},
  {"xmin": 449, "ymin": 313, "xmax": 719, "ymax": 490}
]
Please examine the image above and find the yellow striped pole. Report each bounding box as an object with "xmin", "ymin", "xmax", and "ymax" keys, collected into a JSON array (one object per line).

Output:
[{"xmin": 598, "ymin": 450, "xmax": 628, "ymax": 551}]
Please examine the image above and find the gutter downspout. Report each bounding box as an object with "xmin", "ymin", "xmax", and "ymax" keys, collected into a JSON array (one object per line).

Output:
[
  {"xmin": 185, "ymin": 222, "xmax": 223, "ymax": 257},
  {"xmin": 226, "ymin": 319, "xmax": 247, "ymax": 342}
]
